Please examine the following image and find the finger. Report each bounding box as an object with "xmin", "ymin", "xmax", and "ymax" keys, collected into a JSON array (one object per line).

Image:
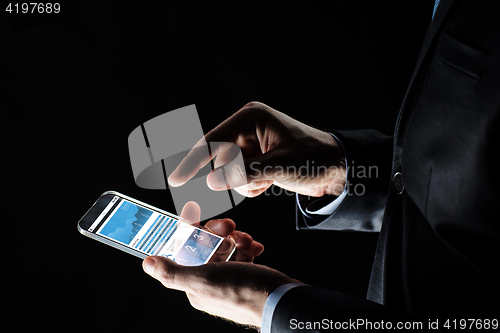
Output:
[
  {"xmin": 234, "ymin": 187, "xmax": 269, "ymax": 198},
  {"xmin": 233, "ymin": 242, "xmax": 265, "ymax": 262},
  {"xmin": 272, "ymin": 181, "xmax": 326, "ymax": 197},
  {"xmin": 232, "ymin": 230, "xmax": 253, "ymax": 248},
  {"xmin": 211, "ymin": 237, "xmax": 233, "ymax": 260},
  {"xmin": 179, "ymin": 201, "xmax": 201, "ymax": 225},
  {"xmin": 235, "ymin": 180, "xmax": 275, "ymax": 192},
  {"xmin": 206, "ymin": 152, "xmax": 281, "ymax": 191},
  {"xmin": 247, "ymin": 188, "xmax": 270, "ymax": 197},
  {"xmin": 143, "ymin": 256, "xmax": 198, "ymax": 293},
  {"xmin": 231, "ymin": 230, "xmax": 264, "ymax": 257},
  {"xmin": 170, "ymin": 140, "xmax": 249, "ymax": 189},
  {"xmin": 168, "ymin": 102, "xmax": 275, "ymax": 188},
  {"xmin": 204, "ymin": 143, "xmax": 247, "ymax": 191},
  {"xmin": 233, "ymin": 231, "xmax": 265, "ymax": 256},
  {"xmin": 233, "ymin": 180, "xmax": 274, "ymax": 197},
  {"xmin": 213, "ymin": 142, "xmax": 242, "ymax": 169},
  {"xmin": 204, "ymin": 218, "xmax": 236, "ymax": 237},
  {"xmin": 168, "ymin": 104, "xmax": 256, "ymax": 188},
  {"xmin": 245, "ymin": 241, "xmax": 265, "ymax": 257},
  {"xmin": 231, "ymin": 231, "xmax": 265, "ymax": 260},
  {"xmin": 167, "ymin": 142, "xmax": 215, "ymax": 187}
]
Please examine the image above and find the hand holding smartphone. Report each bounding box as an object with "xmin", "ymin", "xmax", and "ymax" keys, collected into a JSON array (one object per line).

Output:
[{"xmin": 77, "ymin": 191, "xmax": 236, "ymax": 266}]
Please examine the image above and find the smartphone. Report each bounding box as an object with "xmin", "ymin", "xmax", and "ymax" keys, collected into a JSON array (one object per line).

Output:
[{"xmin": 77, "ymin": 191, "xmax": 236, "ymax": 266}]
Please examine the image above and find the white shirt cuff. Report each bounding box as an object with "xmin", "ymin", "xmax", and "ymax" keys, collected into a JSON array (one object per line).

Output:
[
  {"xmin": 306, "ymin": 188, "xmax": 347, "ymax": 215},
  {"xmin": 297, "ymin": 132, "xmax": 348, "ymax": 216}
]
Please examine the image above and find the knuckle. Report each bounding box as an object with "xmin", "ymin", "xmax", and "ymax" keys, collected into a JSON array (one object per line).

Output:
[
  {"xmin": 235, "ymin": 162, "xmax": 247, "ymax": 183},
  {"xmin": 242, "ymin": 101, "xmax": 261, "ymax": 109},
  {"xmin": 248, "ymin": 189, "xmax": 265, "ymax": 197},
  {"xmin": 240, "ymin": 101, "xmax": 270, "ymax": 115}
]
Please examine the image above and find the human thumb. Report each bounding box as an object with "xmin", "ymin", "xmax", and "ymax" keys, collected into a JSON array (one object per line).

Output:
[
  {"xmin": 143, "ymin": 256, "xmax": 187, "ymax": 291},
  {"xmin": 206, "ymin": 152, "xmax": 280, "ymax": 190}
]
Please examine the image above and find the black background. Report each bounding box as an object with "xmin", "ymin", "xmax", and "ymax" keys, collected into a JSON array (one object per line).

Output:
[{"xmin": 3, "ymin": 1, "xmax": 432, "ymax": 331}]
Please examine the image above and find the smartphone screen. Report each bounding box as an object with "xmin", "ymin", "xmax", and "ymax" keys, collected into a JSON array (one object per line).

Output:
[{"xmin": 84, "ymin": 195, "xmax": 224, "ymax": 266}]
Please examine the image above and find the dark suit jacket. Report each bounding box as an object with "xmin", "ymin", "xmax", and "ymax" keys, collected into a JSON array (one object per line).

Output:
[{"xmin": 273, "ymin": 0, "xmax": 500, "ymax": 330}]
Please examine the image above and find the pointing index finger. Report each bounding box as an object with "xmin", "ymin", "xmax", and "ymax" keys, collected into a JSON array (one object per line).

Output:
[{"xmin": 167, "ymin": 109, "xmax": 254, "ymax": 187}]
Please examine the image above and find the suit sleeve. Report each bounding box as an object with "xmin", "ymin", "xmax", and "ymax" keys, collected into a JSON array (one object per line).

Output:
[
  {"xmin": 296, "ymin": 129, "xmax": 393, "ymax": 232},
  {"xmin": 270, "ymin": 286, "xmax": 412, "ymax": 332}
]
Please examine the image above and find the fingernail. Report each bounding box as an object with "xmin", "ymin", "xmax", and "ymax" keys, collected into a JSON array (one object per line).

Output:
[
  {"xmin": 143, "ymin": 257, "xmax": 156, "ymax": 276},
  {"xmin": 208, "ymin": 169, "xmax": 227, "ymax": 190},
  {"xmin": 167, "ymin": 175, "xmax": 181, "ymax": 187}
]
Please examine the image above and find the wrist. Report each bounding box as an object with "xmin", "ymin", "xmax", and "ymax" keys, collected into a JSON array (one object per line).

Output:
[{"xmin": 318, "ymin": 131, "xmax": 347, "ymax": 196}]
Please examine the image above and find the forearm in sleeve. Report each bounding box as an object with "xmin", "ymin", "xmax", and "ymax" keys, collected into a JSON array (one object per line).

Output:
[{"xmin": 297, "ymin": 129, "xmax": 393, "ymax": 231}]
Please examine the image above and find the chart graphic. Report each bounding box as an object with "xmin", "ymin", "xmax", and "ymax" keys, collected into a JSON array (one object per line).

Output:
[{"xmin": 98, "ymin": 201, "xmax": 153, "ymax": 245}]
